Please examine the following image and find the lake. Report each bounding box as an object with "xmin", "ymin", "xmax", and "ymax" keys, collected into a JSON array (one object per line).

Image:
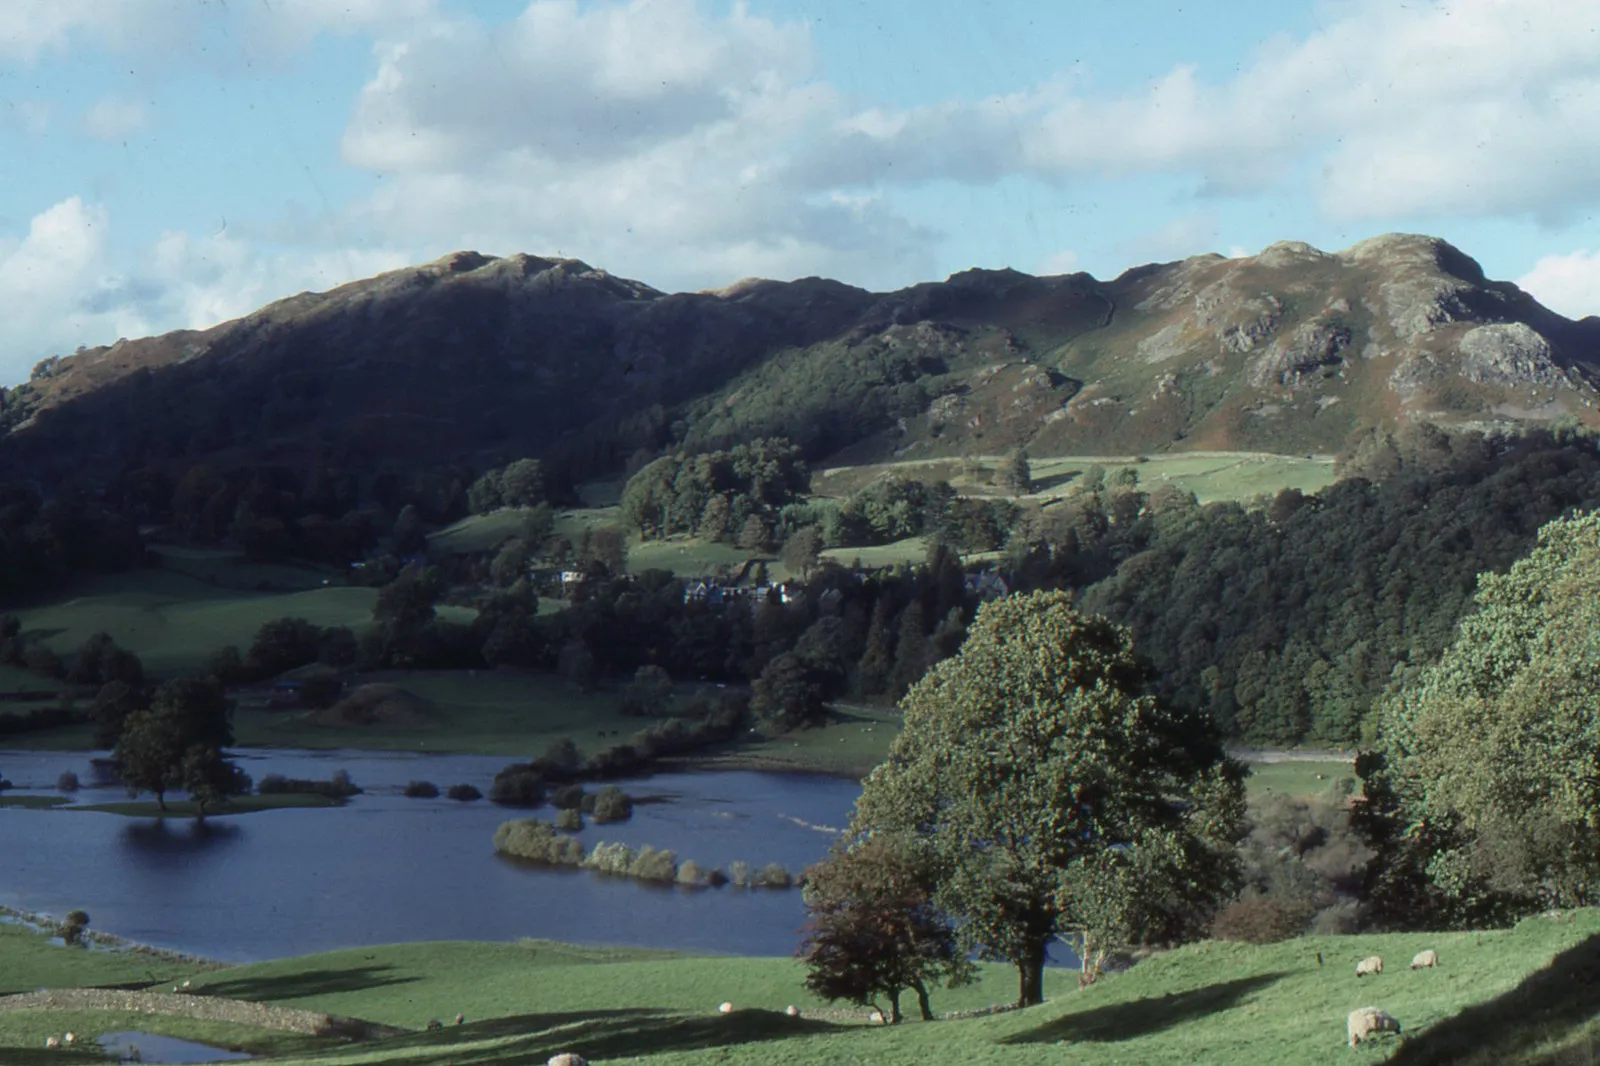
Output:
[{"xmin": 0, "ymin": 748, "xmax": 859, "ymax": 963}]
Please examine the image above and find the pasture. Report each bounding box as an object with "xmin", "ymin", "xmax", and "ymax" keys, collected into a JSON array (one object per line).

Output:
[{"xmin": 5, "ymin": 912, "xmax": 1600, "ymax": 1065}]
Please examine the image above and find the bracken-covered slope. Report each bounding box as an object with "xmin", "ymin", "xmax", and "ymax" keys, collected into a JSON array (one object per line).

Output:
[{"xmin": 2, "ymin": 234, "xmax": 1597, "ymax": 489}]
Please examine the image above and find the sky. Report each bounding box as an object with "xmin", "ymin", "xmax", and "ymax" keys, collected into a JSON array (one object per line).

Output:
[{"xmin": 3, "ymin": 0, "xmax": 1600, "ymax": 387}]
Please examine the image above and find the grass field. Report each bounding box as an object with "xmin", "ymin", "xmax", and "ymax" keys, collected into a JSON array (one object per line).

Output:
[
  {"xmin": 1236, "ymin": 758, "xmax": 1357, "ymax": 801},
  {"xmin": 13, "ymin": 568, "xmax": 378, "ymax": 677},
  {"xmin": 6, "ymin": 913, "xmax": 1600, "ymax": 1064},
  {"xmin": 813, "ymin": 450, "xmax": 1338, "ymax": 506}
]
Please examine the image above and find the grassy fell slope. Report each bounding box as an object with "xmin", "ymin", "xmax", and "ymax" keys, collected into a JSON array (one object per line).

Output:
[{"xmin": 8, "ymin": 915, "xmax": 1600, "ymax": 1065}]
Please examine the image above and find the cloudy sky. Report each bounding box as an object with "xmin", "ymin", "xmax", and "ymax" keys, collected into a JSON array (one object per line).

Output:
[{"xmin": 3, "ymin": 0, "xmax": 1600, "ymax": 386}]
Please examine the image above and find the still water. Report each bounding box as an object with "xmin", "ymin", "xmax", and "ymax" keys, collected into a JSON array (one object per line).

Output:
[{"xmin": 0, "ymin": 749, "xmax": 858, "ymax": 963}]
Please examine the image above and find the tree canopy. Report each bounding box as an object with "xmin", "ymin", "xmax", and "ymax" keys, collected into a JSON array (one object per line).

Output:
[
  {"xmin": 852, "ymin": 591, "xmax": 1244, "ymax": 1006},
  {"xmin": 1360, "ymin": 509, "xmax": 1600, "ymax": 922}
]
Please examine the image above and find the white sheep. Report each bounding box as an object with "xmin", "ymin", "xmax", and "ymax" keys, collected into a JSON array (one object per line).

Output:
[
  {"xmin": 1410, "ymin": 949, "xmax": 1439, "ymax": 970},
  {"xmin": 45, "ymin": 1035, "xmax": 61, "ymax": 1049},
  {"xmin": 1347, "ymin": 1006, "xmax": 1401, "ymax": 1047},
  {"xmin": 1355, "ymin": 954, "xmax": 1383, "ymax": 977},
  {"xmin": 785, "ymin": 1005, "xmax": 800, "ymax": 1017},
  {"xmin": 547, "ymin": 1054, "xmax": 588, "ymax": 1066},
  {"xmin": 182, "ymin": 979, "xmax": 191, "ymax": 989},
  {"xmin": 869, "ymin": 1007, "xmax": 888, "ymax": 1024},
  {"xmin": 63, "ymin": 1033, "xmax": 75, "ymax": 1044},
  {"xmin": 718, "ymin": 1002, "xmax": 734, "ymax": 1014}
]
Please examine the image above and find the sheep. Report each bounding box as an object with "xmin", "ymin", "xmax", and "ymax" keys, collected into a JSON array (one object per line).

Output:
[
  {"xmin": 1410, "ymin": 949, "xmax": 1439, "ymax": 970},
  {"xmin": 869, "ymin": 1007, "xmax": 888, "ymax": 1024},
  {"xmin": 63, "ymin": 1033, "xmax": 75, "ymax": 1044},
  {"xmin": 45, "ymin": 1035, "xmax": 61, "ymax": 1049},
  {"xmin": 718, "ymin": 1002, "xmax": 734, "ymax": 1014},
  {"xmin": 426, "ymin": 1019, "xmax": 443, "ymax": 1031},
  {"xmin": 1347, "ymin": 1006, "xmax": 1401, "ymax": 1047},
  {"xmin": 182, "ymin": 979, "xmax": 191, "ymax": 989},
  {"xmin": 547, "ymin": 1054, "xmax": 588, "ymax": 1066},
  {"xmin": 1355, "ymin": 955, "xmax": 1383, "ymax": 978},
  {"xmin": 785, "ymin": 1005, "xmax": 801, "ymax": 1017}
]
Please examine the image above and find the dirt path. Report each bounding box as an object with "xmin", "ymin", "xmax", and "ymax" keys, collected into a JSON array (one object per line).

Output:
[{"xmin": 0, "ymin": 988, "xmax": 406, "ymax": 1039}]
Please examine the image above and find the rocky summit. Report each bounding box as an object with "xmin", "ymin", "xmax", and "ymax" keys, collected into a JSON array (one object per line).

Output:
[{"xmin": 2, "ymin": 233, "xmax": 1596, "ymax": 489}]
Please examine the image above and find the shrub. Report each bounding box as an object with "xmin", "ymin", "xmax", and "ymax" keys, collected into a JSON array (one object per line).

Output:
[
  {"xmin": 489, "ymin": 764, "xmax": 546, "ymax": 807},
  {"xmin": 728, "ymin": 860, "xmax": 751, "ymax": 888},
  {"xmin": 555, "ymin": 808, "xmax": 583, "ymax": 831},
  {"xmin": 493, "ymin": 819, "xmax": 585, "ymax": 866},
  {"xmin": 676, "ymin": 860, "xmax": 708, "ymax": 886},
  {"xmin": 446, "ymin": 783, "xmax": 482, "ymax": 801},
  {"xmin": 1309, "ymin": 899, "xmax": 1365, "ymax": 936},
  {"xmin": 629, "ymin": 845, "xmax": 678, "ymax": 883},
  {"xmin": 753, "ymin": 862, "xmax": 793, "ymax": 889},
  {"xmin": 257, "ymin": 772, "xmax": 362, "ymax": 798},
  {"xmin": 1209, "ymin": 897, "xmax": 1315, "ymax": 944},
  {"xmin": 403, "ymin": 780, "xmax": 440, "ymax": 799},
  {"xmin": 705, "ymin": 866, "xmax": 729, "ymax": 887},
  {"xmin": 57, "ymin": 771, "xmax": 80, "ymax": 792},
  {"xmin": 535, "ymin": 737, "xmax": 583, "ymax": 781},
  {"xmin": 592, "ymin": 785, "xmax": 633, "ymax": 823},
  {"xmin": 550, "ymin": 784, "xmax": 586, "ymax": 810},
  {"xmin": 584, "ymin": 841, "xmax": 636, "ymax": 877},
  {"xmin": 578, "ymin": 791, "xmax": 597, "ymax": 814},
  {"xmin": 59, "ymin": 910, "xmax": 90, "ymax": 947}
]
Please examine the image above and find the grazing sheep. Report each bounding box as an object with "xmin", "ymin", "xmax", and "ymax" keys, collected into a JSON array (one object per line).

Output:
[
  {"xmin": 45, "ymin": 1035, "xmax": 61, "ymax": 1048},
  {"xmin": 182, "ymin": 979, "xmax": 191, "ymax": 989},
  {"xmin": 786, "ymin": 1005, "xmax": 801, "ymax": 1017},
  {"xmin": 63, "ymin": 1033, "xmax": 75, "ymax": 1044},
  {"xmin": 426, "ymin": 1019, "xmax": 443, "ymax": 1030},
  {"xmin": 1411, "ymin": 949, "xmax": 1439, "ymax": 970},
  {"xmin": 1347, "ymin": 1006, "xmax": 1401, "ymax": 1047},
  {"xmin": 547, "ymin": 1054, "xmax": 588, "ymax": 1066},
  {"xmin": 1355, "ymin": 955, "xmax": 1383, "ymax": 977},
  {"xmin": 718, "ymin": 1002, "xmax": 734, "ymax": 1014}
]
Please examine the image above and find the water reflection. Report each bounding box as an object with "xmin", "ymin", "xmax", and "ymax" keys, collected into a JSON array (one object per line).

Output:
[{"xmin": 121, "ymin": 818, "xmax": 244, "ymax": 856}]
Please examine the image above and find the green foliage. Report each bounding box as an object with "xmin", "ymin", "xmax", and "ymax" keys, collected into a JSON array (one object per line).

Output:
[
  {"xmin": 751, "ymin": 651, "xmax": 829, "ymax": 732},
  {"xmin": 554, "ymin": 807, "xmax": 584, "ymax": 831},
  {"xmin": 592, "ymin": 785, "xmax": 633, "ymax": 824},
  {"xmin": 1363, "ymin": 508, "xmax": 1600, "ymax": 922},
  {"xmin": 1208, "ymin": 898, "xmax": 1315, "ymax": 944},
  {"xmin": 58, "ymin": 909, "xmax": 89, "ymax": 947},
  {"xmin": 403, "ymin": 780, "xmax": 440, "ymax": 798},
  {"xmin": 854, "ymin": 591, "xmax": 1245, "ymax": 1006},
  {"xmin": 619, "ymin": 439, "xmax": 808, "ymax": 539},
  {"xmin": 799, "ymin": 833, "xmax": 973, "ymax": 1023},
  {"xmin": 446, "ymin": 783, "xmax": 483, "ymax": 801},
  {"xmin": 493, "ymin": 819, "xmax": 587, "ymax": 866}
]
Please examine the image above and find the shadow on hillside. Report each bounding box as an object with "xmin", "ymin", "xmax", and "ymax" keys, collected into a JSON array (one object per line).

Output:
[
  {"xmin": 1002, "ymin": 972, "xmax": 1287, "ymax": 1045},
  {"xmin": 381, "ymin": 1007, "xmax": 842, "ymax": 1064},
  {"xmin": 1389, "ymin": 933, "xmax": 1600, "ymax": 1066},
  {"xmin": 1030, "ymin": 471, "xmax": 1082, "ymax": 494},
  {"xmin": 196, "ymin": 964, "xmax": 420, "ymax": 1002}
]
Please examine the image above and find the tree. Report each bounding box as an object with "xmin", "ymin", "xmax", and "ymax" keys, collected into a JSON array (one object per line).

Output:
[
  {"xmin": 854, "ymin": 591, "xmax": 1244, "ymax": 1006},
  {"xmin": 800, "ymin": 833, "xmax": 973, "ymax": 1023},
  {"xmin": 736, "ymin": 514, "xmax": 770, "ymax": 552},
  {"xmin": 499, "ymin": 459, "xmax": 546, "ymax": 508},
  {"xmin": 91, "ymin": 679, "xmax": 145, "ymax": 749},
  {"xmin": 1002, "ymin": 449, "xmax": 1033, "ymax": 495},
  {"xmin": 1360, "ymin": 510, "xmax": 1600, "ymax": 920},
  {"xmin": 751, "ymin": 652, "xmax": 828, "ymax": 732},
  {"xmin": 181, "ymin": 744, "xmax": 252, "ymax": 822},
  {"xmin": 781, "ymin": 526, "xmax": 823, "ymax": 580},
  {"xmin": 622, "ymin": 664, "xmax": 674, "ymax": 716},
  {"xmin": 114, "ymin": 708, "xmax": 185, "ymax": 810}
]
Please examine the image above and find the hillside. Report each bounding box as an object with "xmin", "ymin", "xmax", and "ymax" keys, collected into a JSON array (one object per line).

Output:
[{"xmin": 2, "ymin": 235, "xmax": 1598, "ymax": 492}]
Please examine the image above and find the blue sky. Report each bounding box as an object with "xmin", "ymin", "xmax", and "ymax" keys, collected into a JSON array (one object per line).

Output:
[{"xmin": 3, "ymin": 0, "xmax": 1600, "ymax": 386}]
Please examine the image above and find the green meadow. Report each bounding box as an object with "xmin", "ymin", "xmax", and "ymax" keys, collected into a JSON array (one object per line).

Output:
[{"xmin": 5, "ymin": 913, "xmax": 1600, "ymax": 1064}]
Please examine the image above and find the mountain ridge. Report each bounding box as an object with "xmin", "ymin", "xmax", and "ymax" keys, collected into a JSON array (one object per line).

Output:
[{"xmin": 3, "ymin": 233, "xmax": 1596, "ymax": 490}]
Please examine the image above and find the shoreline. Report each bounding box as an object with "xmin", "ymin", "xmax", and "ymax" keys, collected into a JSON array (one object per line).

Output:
[{"xmin": 0, "ymin": 905, "xmax": 232, "ymax": 970}]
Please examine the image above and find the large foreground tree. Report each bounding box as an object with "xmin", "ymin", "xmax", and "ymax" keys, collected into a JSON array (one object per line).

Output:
[
  {"xmin": 1359, "ymin": 509, "xmax": 1600, "ymax": 924},
  {"xmin": 853, "ymin": 591, "xmax": 1245, "ymax": 1006}
]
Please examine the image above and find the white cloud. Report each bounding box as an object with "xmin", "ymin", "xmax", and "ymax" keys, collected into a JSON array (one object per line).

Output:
[
  {"xmin": 797, "ymin": 0, "xmax": 1600, "ymax": 225},
  {"xmin": 1517, "ymin": 250, "xmax": 1600, "ymax": 319},
  {"xmin": 0, "ymin": 197, "xmax": 409, "ymax": 385},
  {"xmin": 83, "ymin": 95, "xmax": 147, "ymax": 140},
  {"xmin": 0, "ymin": 0, "xmax": 198, "ymax": 64},
  {"xmin": 1120, "ymin": 213, "xmax": 1220, "ymax": 265},
  {"xmin": 1037, "ymin": 249, "xmax": 1080, "ymax": 275}
]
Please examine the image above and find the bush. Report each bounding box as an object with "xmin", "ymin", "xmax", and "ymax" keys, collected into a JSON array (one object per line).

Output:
[
  {"xmin": 257, "ymin": 772, "xmax": 362, "ymax": 798},
  {"xmin": 592, "ymin": 785, "xmax": 633, "ymax": 824},
  {"xmin": 57, "ymin": 771, "xmax": 80, "ymax": 792},
  {"xmin": 676, "ymin": 860, "xmax": 708, "ymax": 886},
  {"xmin": 489, "ymin": 765, "xmax": 546, "ymax": 807},
  {"xmin": 403, "ymin": 780, "xmax": 440, "ymax": 798},
  {"xmin": 59, "ymin": 910, "xmax": 90, "ymax": 947},
  {"xmin": 1209, "ymin": 897, "xmax": 1315, "ymax": 944},
  {"xmin": 550, "ymin": 784, "xmax": 586, "ymax": 810},
  {"xmin": 584, "ymin": 841, "xmax": 635, "ymax": 877},
  {"xmin": 728, "ymin": 860, "xmax": 751, "ymax": 888},
  {"xmin": 753, "ymin": 862, "xmax": 793, "ymax": 889},
  {"xmin": 446, "ymin": 783, "xmax": 482, "ymax": 801},
  {"xmin": 493, "ymin": 819, "xmax": 586, "ymax": 866},
  {"xmin": 705, "ymin": 866, "xmax": 729, "ymax": 887},
  {"xmin": 555, "ymin": 808, "xmax": 583, "ymax": 831},
  {"xmin": 629, "ymin": 845, "xmax": 678, "ymax": 883},
  {"xmin": 1309, "ymin": 899, "xmax": 1364, "ymax": 936}
]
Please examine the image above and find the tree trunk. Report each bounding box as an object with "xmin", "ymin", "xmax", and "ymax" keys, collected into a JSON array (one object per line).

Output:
[
  {"xmin": 913, "ymin": 979, "xmax": 934, "ymax": 1021},
  {"xmin": 888, "ymin": 989, "xmax": 902, "ymax": 1024},
  {"xmin": 154, "ymin": 789, "xmax": 167, "ymax": 812},
  {"xmin": 1017, "ymin": 942, "xmax": 1047, "ymax": 1007}
]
